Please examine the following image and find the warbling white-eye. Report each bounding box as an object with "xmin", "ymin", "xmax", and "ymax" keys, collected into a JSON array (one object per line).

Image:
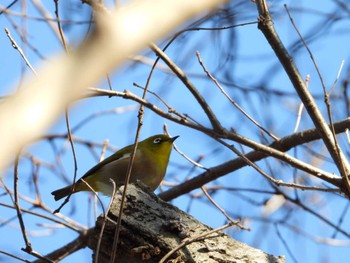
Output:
[{"xmin": 51, "ymin": 134, "xmax": 178, "ymax": 201}]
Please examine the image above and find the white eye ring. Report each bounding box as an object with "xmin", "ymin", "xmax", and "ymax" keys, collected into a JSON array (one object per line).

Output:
[{"xmin": 153, "ymin": 138, "xmax": 162, "ymax": 144}]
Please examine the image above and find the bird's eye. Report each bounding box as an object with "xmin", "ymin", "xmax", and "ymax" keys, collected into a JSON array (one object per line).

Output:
[{"xmin": 153, "ymin": 138, "xmax": 162, "ymax": 144}]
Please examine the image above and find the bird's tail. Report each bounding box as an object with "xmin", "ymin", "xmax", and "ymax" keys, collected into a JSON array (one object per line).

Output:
[{"xmin": 51, "ymin": 185, "xmax": 73, "ymax": 201}]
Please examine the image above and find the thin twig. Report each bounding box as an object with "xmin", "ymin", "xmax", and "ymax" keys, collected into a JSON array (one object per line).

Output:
[
  {"xmin": 109, "ymin": 110, "xmax": 142, "ymax": 263},
  {"xmin": 332, "ymin": 201, "xmax": 350, "ymax": 238},
  {"xmin": 217, "ymin": 138, "xmax": 330, "ymax": 192},
  {"xmin": 0, "ymin": 201, "xmax": 83, "ymax": 232},
  {"xmin": 164, "ymin": 124, "xmax": 207, "ymax": 170},
  {"xmin": 0, "ymin": 175, "xmax": 87, "ymax": 230},
  {"xmin": 284, "ymin": 5, "xmax": 327, "ymax": 94},
  {"xmin": 274, "ymin": 224, "xmax": 298, "ymax": 263},
  {"xmin": 201, "ymin": 186, "xmax": 249, "ymax": 230},
  {"xmin": 52, "ymin": 110, "xmax": 79, "ymax": 214},
  {"xmin": 12, "ymin": 154, "xmax": 53, "ymax": 262},
  {"xmin": 110, "ymin": 58, "xmax": 152, "ymax": 262},
  {"xmin": 95, "ymin": 179, "xmax": 117, "ymax": 263},
  {"xmin": 325, "ymin": 60, "xmax": 350, "ymax": 192},
  {"xmin": 277, "ymin": 188, "xmax": 350, "ymax": 238},
  {"xmin": 52, "ymin": 0, "xmax": 75, "ymax": 213},
  {"xmin": 13, "ymin": 153, "xmax": 32, "ymax": 251},
  {"xmin": 293, "ymin": 74, "xmax": 309, "ymax": 133},
  {"xmin": 88, "ymin": 88, "xmax": 348, "ymax": 194},
  {"xmin": 106, "ymin": 74, "xmax": 113, "ymax": 91},
  {"xmin": 53, "ymin": 0, "xmax": 68, "ymax": 51},
  {"xmin": 30, "ymin": 0, "xmax": 62, "ymax": 42},
  {"xmin": 256, "ymin": 0, "xmax": 350, "ymax": 196},
  {"xmin": 285, "ymin": 4, "xmax": 350, "ymax": 194},
  {"xmin": 71, "ymin": 105, "xmax": 138, "ymax": 133},
  {"xmin": 29, "ymin": 156, "xmax": 42, "ymax": 203},
  {"xmin": 196, "ymin": 50, "xmax": 279, "ymax": 141},
  {"xmin": 159, "ymin": 223, "xmax": 234, "ymax": 263},
  {"xmin": 80, "ymin": 178, "xmax": 105, "ymax": 215},
  {"xmin": 162, "ymin": 20, "xmax": 257, "ymax": 56},
  {"xmin": 328, "ymin": 60, "xmax": 345, "ymax": 95},
  {"xmin": 4, "ymin": 27, "xmax": 38, "ymax": 76},
  {"xmin": 284, "ymin": 3, "xmax": 350, "ymax": 193},
  {"xmin": 0, "ymin": 0, "xmax": 18, "ymax": 16},
  {"xmin": 100, "ymin": 139, "xmax": 109, "ymax": 162},
  {"xmin": 133, "ymin": 83, "xmax": 187, "ymax": 121},
  {"xmin": 149, "ymin": 42, "xmax": 223, "ymax": 131},
  {"xmin": 0, "ymin": 249, "xmax": 30, "ymax": 263},
  {"xmin": 31, "ymin": 229, "xmax": 93, "ymax": 263}
]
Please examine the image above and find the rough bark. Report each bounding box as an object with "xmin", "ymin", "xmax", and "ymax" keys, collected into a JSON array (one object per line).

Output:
[{"xmin": 88, "ymin": 184, "xmax": 285, "ymax": 263}]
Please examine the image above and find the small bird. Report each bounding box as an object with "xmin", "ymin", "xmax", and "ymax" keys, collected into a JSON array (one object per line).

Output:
[{"xmin": 51, "ymin": 134, "xmax": 178, "ymax": 201}]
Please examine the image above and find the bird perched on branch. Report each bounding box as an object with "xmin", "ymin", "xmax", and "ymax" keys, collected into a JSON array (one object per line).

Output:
[{"xmin": 51, "ymin": 134, "xmax": 178, "ymax": 201}]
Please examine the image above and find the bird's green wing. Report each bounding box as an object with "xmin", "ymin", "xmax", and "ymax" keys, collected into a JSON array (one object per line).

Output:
[{"xmin": 80, "ymin": 144, "xmax": 132, "ymax": 180}]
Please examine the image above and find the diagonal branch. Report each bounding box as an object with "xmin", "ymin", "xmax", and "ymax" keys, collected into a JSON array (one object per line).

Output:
[
  {"xmin": 149, "ymin": 43, "xmax": 223, "ymax": 131},
  {"xmin": 86, "ymin": 88, "xmax": 350, "ymax": 199},
  {"xmin": 255, "ymin": 0, "xmax": 350, "ymax": 194},
  {"xmin": 160, "ymin": 119, "xmax": 350, "ymax": 201},
  {"xmin": 32, "ymin": 229, "xmax": 93, "ymax": 263},
  {"xmin": 0, "ymin": 0, "xmax": 228, "ymax": 174}
]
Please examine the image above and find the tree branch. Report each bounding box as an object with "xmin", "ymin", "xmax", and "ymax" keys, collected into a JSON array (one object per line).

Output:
[
  {"xmin": 88, "ymin": 184, "xmax": 285, "ymax": 263},
  {"xmin": 0, "ymin": 0, "xmax": 228, "ymax": 173},
  {"xmin": 160, "ymin": 119, "xmax": 350, "ymax": 201},
  {"xmin": 149, "ymin": 43, "xmax": 223, "ymax": 131},
  {"xmin": 87, "ymin": 88, "xmax": 350, "ymax": 199},
  {"xmin": 255, "ymin": 0, "xmax": 350, "ymax": 194},
  {"xmin": 32, "ymin": 229, "xmax": 93, "ymax": 263}
]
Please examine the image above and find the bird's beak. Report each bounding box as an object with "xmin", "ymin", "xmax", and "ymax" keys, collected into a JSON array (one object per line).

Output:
[{"xmin": 169, "ymin": 135, "xmax": 179, "ymax": 142}]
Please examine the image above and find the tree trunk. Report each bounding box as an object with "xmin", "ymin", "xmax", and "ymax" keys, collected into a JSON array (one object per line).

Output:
[{"xmin": 88, "ymin": 184, "xmax": 285, "ymax": 263}]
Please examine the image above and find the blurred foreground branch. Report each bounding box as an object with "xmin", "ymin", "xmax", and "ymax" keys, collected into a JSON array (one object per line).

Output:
[{"xmin": 0, "ymin": 0, "xmax": 227, "ymax": 173}]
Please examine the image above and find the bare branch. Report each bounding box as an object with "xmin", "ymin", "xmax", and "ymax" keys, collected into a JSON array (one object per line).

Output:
[
  {"xmin": 32, "ymin": 229, "xmax": 93, "ymax": 263},
  {"xmin": 255, "ymin": 0, "xmax": 350, "ymax": 194},
  {"xmin": 0, "ymin": 0, "xmax": 228, "ymax": 173},
  {"xmin": 150, "ymin": 43, "xmax": 223, "ymax": 131}
]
